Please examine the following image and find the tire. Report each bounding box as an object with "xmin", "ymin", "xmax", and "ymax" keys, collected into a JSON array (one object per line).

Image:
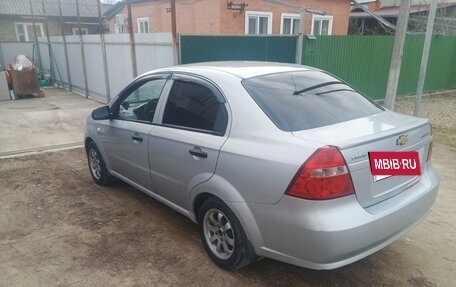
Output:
[
  {"xmin": 86, "ymin": 141, "xmax": 112, "ymax": 186},
  {"xmin": 198, "ymin": 197, "xmax": 252, "ymax": 270}
]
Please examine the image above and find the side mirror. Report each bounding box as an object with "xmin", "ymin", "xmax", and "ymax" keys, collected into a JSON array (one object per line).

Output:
[{"xmin": 92, "ymin": 105, "xmax": 111, "ymax": 120}]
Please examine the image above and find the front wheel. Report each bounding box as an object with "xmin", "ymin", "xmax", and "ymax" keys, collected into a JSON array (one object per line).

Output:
[
  {"xmin": 86, "ymin": 141, "xmax": 112, "ymax": 186},
  {"xmin": 198, "ymin": 197, "xmax": 252, "ymax": 270}
]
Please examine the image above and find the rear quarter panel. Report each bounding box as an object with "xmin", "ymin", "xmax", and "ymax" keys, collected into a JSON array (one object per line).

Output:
[{"xmin": 188, "ymin": 71, "xmax": 321, "ymax": 205}]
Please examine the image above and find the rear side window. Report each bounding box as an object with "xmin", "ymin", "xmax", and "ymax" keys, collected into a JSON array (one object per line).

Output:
[
  {"xmin": 162, "ymin": 79, "xmax": 228, "ymax": 134},
  {"xmin": 242, "ymin": 71, "xmax": 384, "ymax": 132}
]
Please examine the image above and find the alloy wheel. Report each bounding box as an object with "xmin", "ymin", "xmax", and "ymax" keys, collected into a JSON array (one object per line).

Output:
[
  {"xmin": 203, "ymin": 208, "xmax": 235, "ymax": 260},
  {"xmin": 88, "ymin": 148, "xmax": 102, "ymax": 180}
]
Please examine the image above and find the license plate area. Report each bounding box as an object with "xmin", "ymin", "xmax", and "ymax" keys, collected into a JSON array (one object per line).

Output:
[
  {"xmin": 369, "ymin": 151, "xmax": 421, "ymax": 176},
  {"xmin": 373, "ymin": 174, "xmax": 392, "ymax": 182}
]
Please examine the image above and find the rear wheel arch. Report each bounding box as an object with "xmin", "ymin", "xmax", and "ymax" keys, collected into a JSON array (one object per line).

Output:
[
  {"xmin": 197, "ymin": 196, "xmax": 256, "ymax": 269},
  {"xmin": 188, "ymin": 176, "xmax": 264, "ymax": 253},
  {"xmin": 193, "ymin": 192, "xmax": 215, "ymax": 223},
  {"xmin": 188, "ymin": 175, "xmax": 245, "ymax": 208}
]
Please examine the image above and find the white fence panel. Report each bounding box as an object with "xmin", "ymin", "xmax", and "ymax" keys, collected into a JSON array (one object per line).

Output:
[
  {"xmin": 82, "ymin": 35, "xmax": 106, "ymax": 102},
  {"xmin": 48, "ymin": 39, "xmax": 70, "ymax": 86},
  {"xmin": 135, "ymin": 33, "xmax": 174, "ymax": 75},
  {"xmin": 66, "ymin": 35, "xmax": 85, "ymax": 95},
  {"xmin": 105, "ymin": 34, "xmax": 133, "ymax": 97},
  {"xmin": 37, "ymin": 38, "xmax": 51, "ymax": 76},
  {"xmin": 1, "ymin": 33, "xmax": 174, "ymax": 102},
  {"xmin": 1, "ymin": 42, "xmax": 35, "ymax": 68},
  {"xmin": 40, "ymin": 36, "xmax": 69, "ymax": 87}
]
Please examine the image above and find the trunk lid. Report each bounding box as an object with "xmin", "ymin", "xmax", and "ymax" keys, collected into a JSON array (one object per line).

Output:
[{"xmin": 292, "ymin": 111, "xmax": 432, "ymax": 208}]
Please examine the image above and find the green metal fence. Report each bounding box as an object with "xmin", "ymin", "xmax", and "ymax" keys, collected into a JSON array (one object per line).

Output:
[
  {"xmin": 179, "ymin": 34, "xmax": 456, "ymax": 101},
  {"xmin": 180, "ymin": 35, "xmax": 296, "ymax": 64},
  {"xmin": 302, "ymin": 35, "xmax": 456, "ymax": 100}
]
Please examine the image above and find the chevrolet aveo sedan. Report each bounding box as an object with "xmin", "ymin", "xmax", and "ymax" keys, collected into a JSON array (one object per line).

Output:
[{"xmin": 85, "ymin": 62, "xmax": 439, "ymax": 270}]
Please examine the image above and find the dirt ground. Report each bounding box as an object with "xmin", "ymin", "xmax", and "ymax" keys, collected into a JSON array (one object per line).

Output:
[
  {"xmin": 0, "ymin": 93, "xmax": 455, "ymax": 287},
  {"xmin": 1, "ymin": 145, "xmax": 455, "ymax": 287}
]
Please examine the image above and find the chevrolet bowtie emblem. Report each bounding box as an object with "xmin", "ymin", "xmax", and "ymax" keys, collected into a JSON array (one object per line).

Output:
[{"xmin": 396, "ymin": 135, "xmax": 409, "ymax": 146}]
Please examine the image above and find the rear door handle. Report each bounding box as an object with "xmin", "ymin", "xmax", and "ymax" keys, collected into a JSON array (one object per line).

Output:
[
  {"xmin": 189, "ymin": 147, "xmax": 207, "ymax": 159},
  {"xmin": 131, "ymin": 135, "xmax": 143, "ymax": 143}
]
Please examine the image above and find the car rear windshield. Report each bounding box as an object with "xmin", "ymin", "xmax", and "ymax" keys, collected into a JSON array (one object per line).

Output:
[{"xmin": 242, "ymin": 71, "xmax": 384, "ymax": 132}]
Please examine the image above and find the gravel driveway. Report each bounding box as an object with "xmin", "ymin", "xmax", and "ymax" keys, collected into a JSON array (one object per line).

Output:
[{"xmin": 395, "ymin": 91, "xmax": 456, "ymax": 147}]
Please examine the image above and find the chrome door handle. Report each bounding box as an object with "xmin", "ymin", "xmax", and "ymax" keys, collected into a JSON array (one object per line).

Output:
[{"xmin": 189, "ymin": 147, "xmax": 207, "ymax": 159}]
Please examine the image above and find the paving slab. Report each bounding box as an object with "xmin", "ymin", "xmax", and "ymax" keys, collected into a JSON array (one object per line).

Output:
[{"xmin": 0, "ymin": 88, "xmax": 101, "ymax": 157}]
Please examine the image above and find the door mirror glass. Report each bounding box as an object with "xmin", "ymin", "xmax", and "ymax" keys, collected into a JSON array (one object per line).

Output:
[{"xmin": 92, "ymin": 105, "xmax": 111, "ymax": 120}]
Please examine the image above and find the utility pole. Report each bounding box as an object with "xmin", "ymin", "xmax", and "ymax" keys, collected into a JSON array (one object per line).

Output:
[
  {"xmin": 97, "ymin": 0, "xmax": 111, "ymax": 102},
  {"xmin": 58, "ymin": 0, "xmax": 72, "ymax": 91},
  {"xmin": 414, "ymin": 0, "xmax": 437, "ymax": 116},
  {"xmin": 42, "ymin": 0, "xmax": 52, "ymax": 83},
  {"xmin": 383, "ymin": 0, "xmax": 412, "ymax": 110},
  {"xmin": 29, "ymin": 0, "xmax": 42, "ymax": 70},
  {"xmin": 295, "ymin": 9, "xmax": 306, "ymax": 64},
  {"xmin": 170, "ymin": 0, "xmax": 178, "ymax": 64},
  {"xmin": 76, "ymin": 0, "xmax": 89, "ymax": 97},
  {"xmin": 127, "ymin": 0, "xmax": 138, "ymax": 78}
]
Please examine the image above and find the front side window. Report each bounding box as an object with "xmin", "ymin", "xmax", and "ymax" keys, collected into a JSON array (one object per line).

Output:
[
  {"xmin": 162, "ymin": 79, "xmax": 227, "ymax": 134},
  {"xmin": 312, "ymin": 15, "xmax": 333, "ymax": 35},
  {"xmin": 137, "ymin": 17, "xmax": 149, "ymax": 33},
  {"xmin": 242, "ymin": 71, "xmax": 384, "ymax": 131},
  {"xmin": 245, "ymin": 11, "xmax": 272, "ymax": 35},
  {"xmin": 281, "ymin": 13, "xmax": 300, "ymax": 35},
  {"xmin": 117, "ymin": 78, "xmax": 167, "ymax": 122}
]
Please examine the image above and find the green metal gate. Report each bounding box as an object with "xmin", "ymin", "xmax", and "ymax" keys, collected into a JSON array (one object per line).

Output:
[{"xmin": 179, "ymin": 35, "xmax": 297, "ymax": 64}]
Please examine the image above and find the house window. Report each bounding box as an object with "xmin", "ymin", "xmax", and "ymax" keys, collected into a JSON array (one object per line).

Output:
[
  {"xmin": 312, "ymin": 15, "xmax": 333, "ymax": 35},
  {"xmin": 15, "ymin": 23, "xmax": 44, "ymax": 42},
  {"xmin": 72, "ymin": 27, "xmax": 89, "ymax": 35},
  {"xmin": 115, "ymin": 24, "xmax": 125, "ymax": 34},
  {"xmin": 137, "ymin": 17, "xmax": 149, "ymax": 33},
  {"xmin": 281, "ymin": 13, "xmax": 300, "ymax": 35},
  {"xmin": 245, "ymin": 11, "xmax": 272, "ymax": 35}
]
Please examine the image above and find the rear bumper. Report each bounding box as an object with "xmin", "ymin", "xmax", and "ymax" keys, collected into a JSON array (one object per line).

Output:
[{"xmin": 241, "ymin": 165, "xmax": 439, "ymax": 270}]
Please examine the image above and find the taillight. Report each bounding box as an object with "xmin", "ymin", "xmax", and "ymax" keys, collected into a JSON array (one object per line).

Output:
[
  {"xmin": 286, "ymin": 146, "xmax": 355, "ymax": 200},
  {"xmin": 427, "ymin": 124, "xmax": 433, "ymax": 162}
]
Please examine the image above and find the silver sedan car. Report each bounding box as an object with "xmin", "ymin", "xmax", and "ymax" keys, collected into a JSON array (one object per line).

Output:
[{"xmin": 84, "ymin": 62, "xmax": 439, "ymax": 270}]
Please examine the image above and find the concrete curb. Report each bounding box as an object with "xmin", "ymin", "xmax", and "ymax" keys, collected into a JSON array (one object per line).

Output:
[{"xmin": 0, "ymin": 142, "xmax": 83, "ymax": 159}]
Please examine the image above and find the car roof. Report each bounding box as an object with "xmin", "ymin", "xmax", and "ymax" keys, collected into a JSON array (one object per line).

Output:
[{"xmin": 155, "ymin": 61, "xmax": 318, "ymax": 79}]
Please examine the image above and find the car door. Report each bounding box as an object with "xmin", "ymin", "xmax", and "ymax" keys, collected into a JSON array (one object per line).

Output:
[
  {"xmin": 148, "ymin": 74, "xmax": 230, "ymax": 208},
  {"xmin": 101, "ymin": 74, "xmax": 169, "ymax": 189}
]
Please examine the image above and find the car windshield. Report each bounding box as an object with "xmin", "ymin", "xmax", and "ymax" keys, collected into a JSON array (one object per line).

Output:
[{"xmin": 242, "ymin": 71, "xmax": 384, "ymax": 132}]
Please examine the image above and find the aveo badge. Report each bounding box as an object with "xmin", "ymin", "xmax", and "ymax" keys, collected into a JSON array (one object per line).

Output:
[{"xmin": 368, "ymin": 151, "xmax": 421, "ymax": 176}]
